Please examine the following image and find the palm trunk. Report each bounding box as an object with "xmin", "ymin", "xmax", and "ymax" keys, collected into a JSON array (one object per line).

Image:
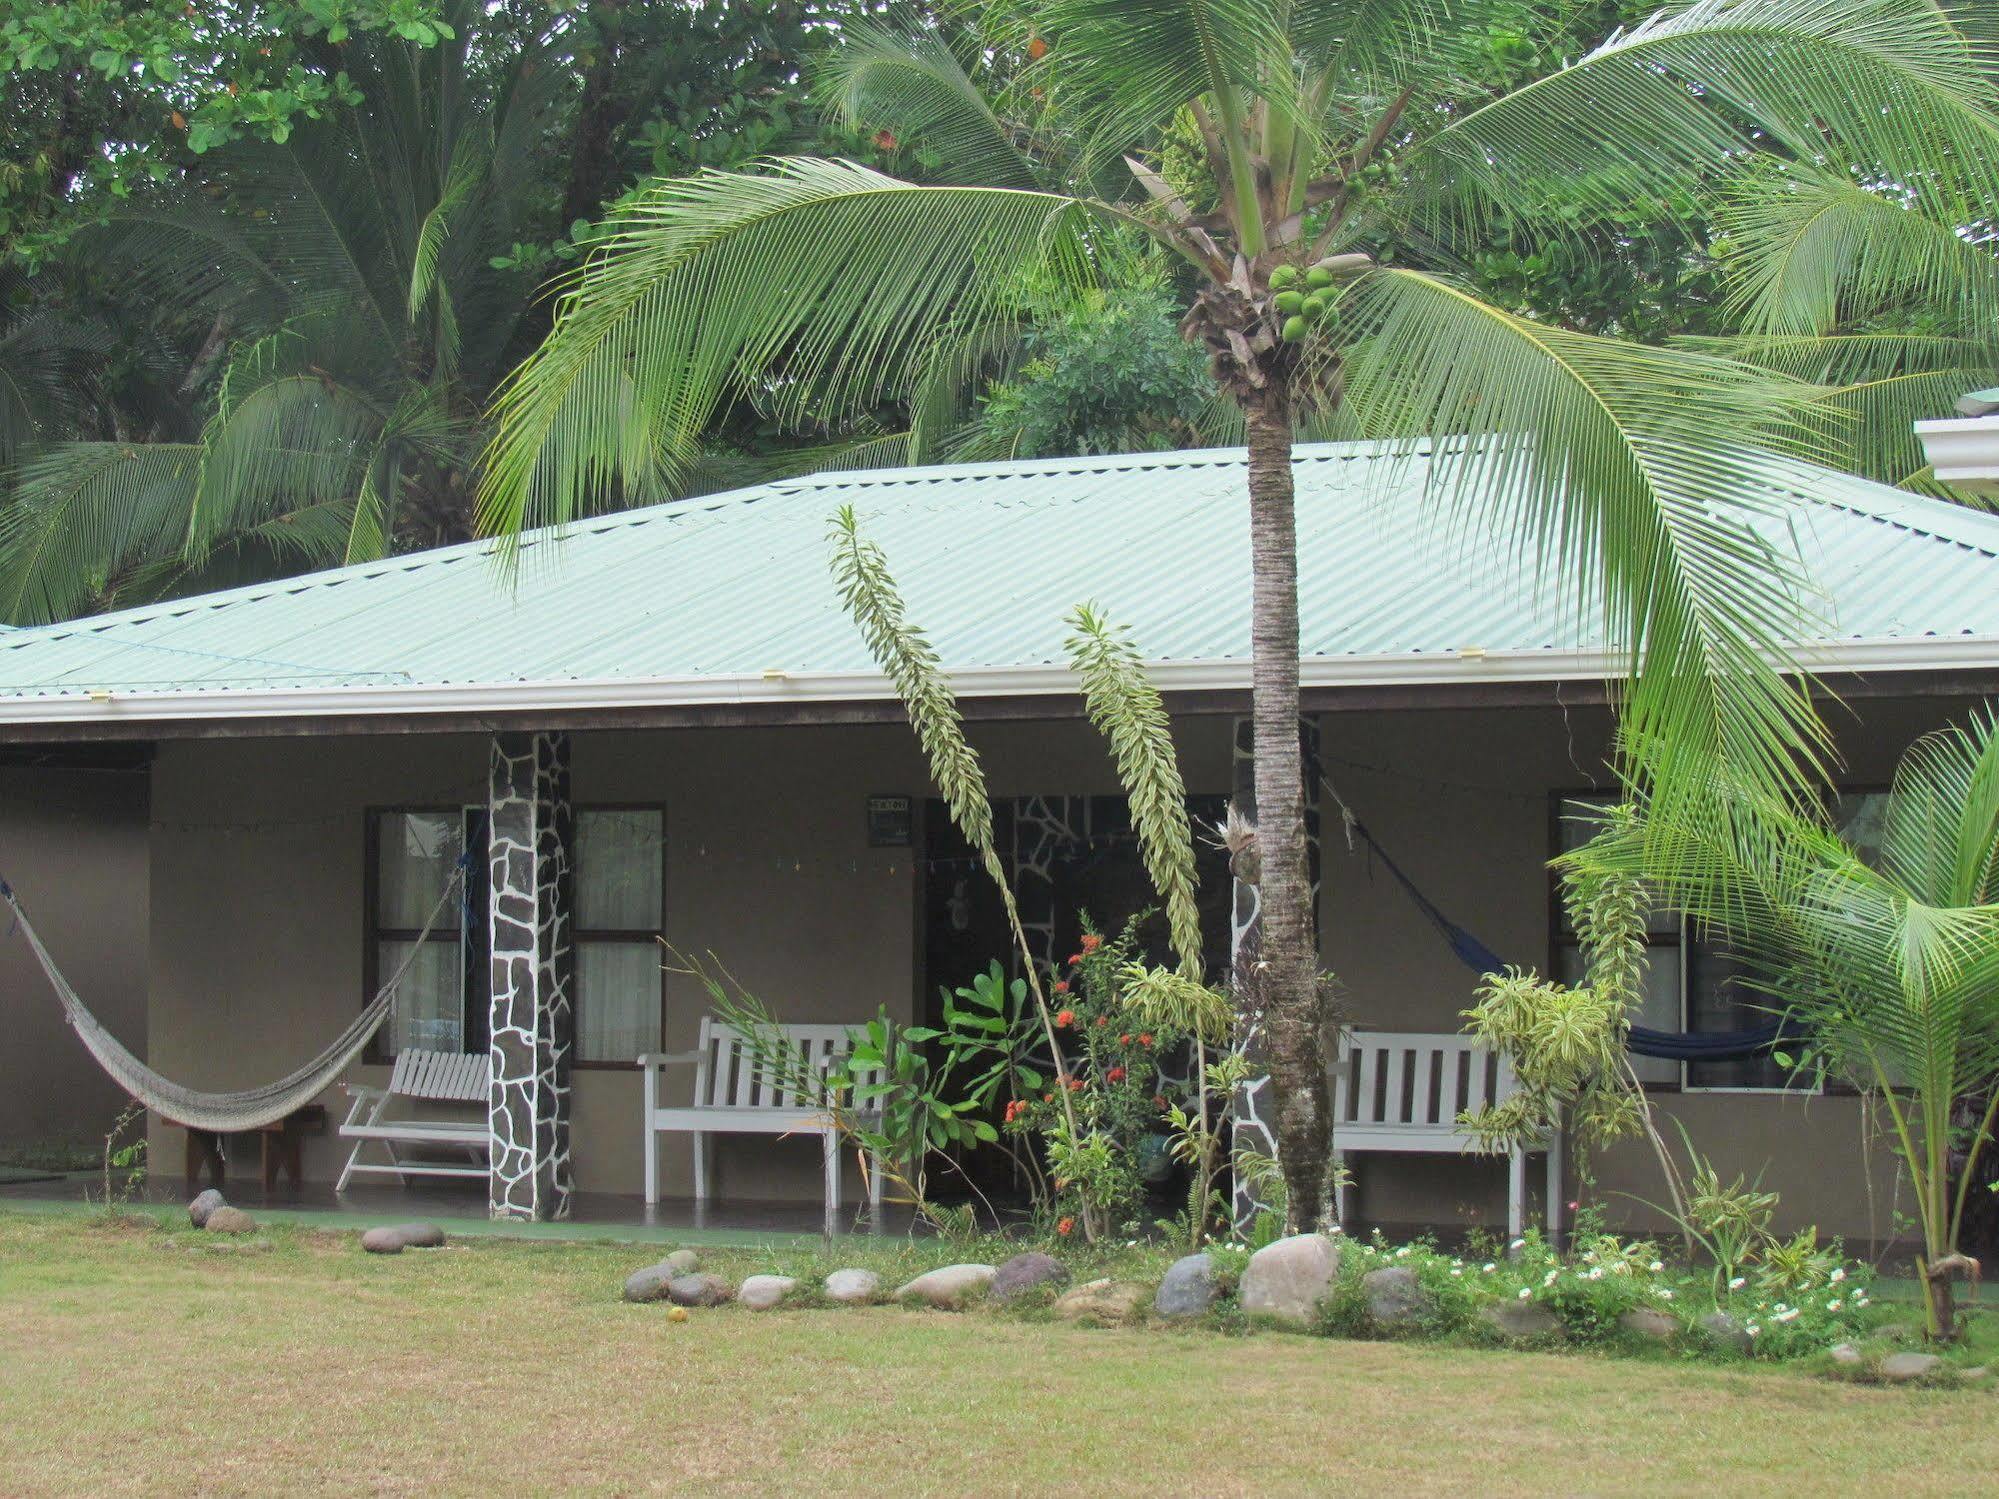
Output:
[{"xmin": 1243, "ymin": 390, "xmax": 1332, "ymax": 1231}]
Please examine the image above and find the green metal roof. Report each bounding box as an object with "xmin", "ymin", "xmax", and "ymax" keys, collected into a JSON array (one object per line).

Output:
[{"xmin": 2, "ymin": 440, "xmax": 1997, "ymax": 728}]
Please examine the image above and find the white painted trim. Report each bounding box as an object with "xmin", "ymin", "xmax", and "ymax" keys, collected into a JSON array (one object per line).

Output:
[
  {"xmin": 2, "ymin": 634, "xmax": 1996, "ymax": 727},
  {"xmin": 1914, "ymin": 415, "xmax": 1999, "ymax": 493}
]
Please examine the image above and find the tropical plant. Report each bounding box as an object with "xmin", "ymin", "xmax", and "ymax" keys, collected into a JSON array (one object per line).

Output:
[
  {"xmin": 1572, "ymin": 709, "xmax": 1999, "ymax": 1340},
  {"xmin": 477, "ymin": 0, "xmax": 1993, "ymax": 1226}
]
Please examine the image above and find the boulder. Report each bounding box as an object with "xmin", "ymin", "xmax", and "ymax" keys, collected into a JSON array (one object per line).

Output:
[
  {"xmin": 662, "ymin": 1249, "xmax": 702, "ymax": 1275},
  {"xmin": 1051, "ymin": 1279, "xmax": 1149, "ymax": 1326},
  {"xmin": 1828, "ymin": 1342, "xmax": 1864, "ymax": 1367},
  {"xmin": 202, "ymin": 1206, "xmax": 256, "ymax": 1235},
  {"xmin": 187, "ymin": 1189, "xmax": 227, "ymax": 1229},
  {"xmin": 1154, "ymin": 1253, "xmax": 1218, "ymax": 1321},
  {"xmin": 823, "ymin": 1268, "xmax": 882, "ymax": 1305},
  {"xmin": 738, "ymin": 1275, "xmax": 799, "ymax": 1310},
  {"xmin": 623, "ymin": 1265, "xmax": 676, "ymax": 1303},
  {"xmin": 362, "ymin": 1222, "xmax": 445, "ymax": 1254},
  {"xmin": 1697, "ymin": 1310, "xmax": 1753, "ymax": 1355},
  {"xmin": 1880, "ymin": 1352, "xmax": 1944, "ymax": 1383},
  {"xmin": 666, "ymin": 1273, "xmax": 733, "ymax": 1308},
  {"xmin": 1618, "ymin": 1307, "xmax": 1680, "ymax": 1343},
  {"xmin": 1239, "ymin": 1233, "xmax": 1341, "ymax": 1329},
  {"xmin": 1481, "ymin": 1298, "xmax": 1562, "ymax": 1341},
  {"xmin": 991, "ymin": 1252, "xmax": 1070, "ymax": 1304},
  {"xmin": 1361, "ymin": 1266, "xmax": 1433, "ymax": 1332},
  {"xmin": 894, "ymin": 1263, "xmax": 997, "ymax": 1310}
]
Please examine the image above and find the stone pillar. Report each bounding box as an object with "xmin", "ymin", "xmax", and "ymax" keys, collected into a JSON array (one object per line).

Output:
[
  {"xmin": 487, "ymin": 731, "xmax": 575, "ymax": 1221},
  {"xmin": 1230, "ymin": 715, "xmax": 1322, "ymax": 1228}
]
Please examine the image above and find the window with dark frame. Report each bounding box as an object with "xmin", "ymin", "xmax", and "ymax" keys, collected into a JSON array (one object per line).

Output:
[{"xmin": 366, "ymin": 805, "xmax": 665, "ymax": 1066}]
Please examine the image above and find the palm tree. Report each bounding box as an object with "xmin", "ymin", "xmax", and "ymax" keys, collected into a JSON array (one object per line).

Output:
[
  {"xmin": 0, "ymin": 2, "xmax": 564, "ymax": 622},
  {"xmin": 478, "ymin": 0, "xmax": 1994, "ymax": 1229},
  {"xmin": 1573, "ymin": 713, "xmax": 1999, "ymax": 1341}
]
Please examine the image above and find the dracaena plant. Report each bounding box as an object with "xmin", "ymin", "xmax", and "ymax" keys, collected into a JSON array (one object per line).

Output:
[{"xmin": 480, "ymin": 0, "xmax": 1994, "ymax": 1227}]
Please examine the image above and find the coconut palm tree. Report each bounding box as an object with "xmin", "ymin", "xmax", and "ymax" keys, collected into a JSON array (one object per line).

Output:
[
  {"xmin": 0, "ymin": 3, "xmax": 564, "ymax": 622},
  {"xmin": 478, "ymin": 0, "xmax": 1999, "ymax": 1229},
  {"xmin": 1572, "ymin": 712, "xmax": 1999, "ymax": 1341}
]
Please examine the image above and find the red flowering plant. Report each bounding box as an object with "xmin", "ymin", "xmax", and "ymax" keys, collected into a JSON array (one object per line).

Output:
[{"xmin": 1001, "ymin": 913, "xmax": 1194, "ymax": 1237}]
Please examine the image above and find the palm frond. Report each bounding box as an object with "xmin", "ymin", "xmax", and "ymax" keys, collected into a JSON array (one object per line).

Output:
[
  {"xmin": 478, "ymin": 159, "xmax": 1106, "ymax": 541},
  {"xmin": 0, "ymin": 443, "xmax": 202, "ymax": 624},
  {"xmin": 1336, "ymin": 266, "xmax": 1834, "ymax": 811}
]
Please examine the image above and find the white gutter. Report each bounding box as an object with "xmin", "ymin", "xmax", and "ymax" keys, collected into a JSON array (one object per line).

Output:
[
  {"xmin": 2, "ymin": 635, "xmax": 1996, "ymax": 728},
  {"xmin": 1914, "ymin": 415, "xmax": 1999, "ymax": 495}
]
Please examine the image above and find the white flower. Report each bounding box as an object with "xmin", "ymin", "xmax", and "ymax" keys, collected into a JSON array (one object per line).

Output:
[
  {"xmin": 1728, "ymin": 1276, "xmax": 1747, "ymax": 1290},
  {"xmin": 1648, "ymin": 1261, "xmax": 1664, "ymax": 1273},
  {"xmin": 1659, "ymin": 1289, "xmax": 1673, "ymax": 1300},
  {"xmin": 1586, "ymin": 1267, "xmax": 1604, "ymax": 1281},
  {"xmin": 1482, "ymin": 1263, "xmax": 1496, "ymax": 1274},
  {"xmin": 1829, "ymin": 1267, "xmax": 1845, "ymax": 1283},
  {"xmin": 1509, "ymin": 1238, "xmax": 1525, "ymax": 1250},
  {"xmin": 1774, "ymin": 1307, "xmax": 1800, "ymax": 1323},
  {"xmin": 1543, "ymin": 1269, "xmax": 1559, "ymax": 1286},
  {"xmin": 1450, "ymin": 1267, "xmax": 1463, "ymax": 1277},
  {"xmin": 1395, "ymin": 1245, "xmax": 1412, "ymax": 1258},
  {"xmin": 1518, "ymin": 1288, "xmax": 1532, "ymax": 1300},
  {"xmin": 1746, "ymin": 1324, "xmax": 1761, "ymax": 1337},
  {"xmin": 1826, "ymin": 1300, "xmax": 1842, "ymax": 1312}
]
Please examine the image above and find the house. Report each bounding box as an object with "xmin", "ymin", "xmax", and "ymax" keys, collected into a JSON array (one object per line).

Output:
[{"xmin": 0, "ymin": 441, "xmax": 1994, "ymax": 1236}]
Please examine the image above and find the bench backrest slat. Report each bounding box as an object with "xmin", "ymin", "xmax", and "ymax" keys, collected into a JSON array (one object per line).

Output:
[
  {"xmin": 388, "ymin": 1047, "xmax": 489, "ymax": 1103},
  {"xmin": 1333, "ymin": 1031, "xmax": 1511, "ymax": 1130},
  {"xmin": 694, "ymin": 1017, "xmax": 882, "ymax": 1110}
]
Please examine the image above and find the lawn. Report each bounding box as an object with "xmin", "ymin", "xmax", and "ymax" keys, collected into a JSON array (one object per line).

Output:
[{"xmin": 0, "ymin": 1211, "xmax": 1992, "ymax": 1498}]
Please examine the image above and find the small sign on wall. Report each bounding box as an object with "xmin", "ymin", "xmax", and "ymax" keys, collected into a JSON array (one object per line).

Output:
[{"xmin": 867, "ymin": 794, "xmax": 912, "ymax": 847}]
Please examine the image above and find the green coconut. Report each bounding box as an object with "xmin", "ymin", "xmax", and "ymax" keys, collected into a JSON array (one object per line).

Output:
[
  {"xmin": 1273, "ymin": 290, "xmax": 1305, "ymax": 316},
  {"xmin": 1301, "ymin": 292, "xmax": 1328, "ymax": 320},
  {"xmin": 1305, "ymin": 266, "xmax": 1334, "ymax": 290},
  {"xmin": 1280, "ymin": 314, "xmax": 1310, "ymax": 342},
  {"xmin": 1268, "ymin": 264, "xmax": 1300, "ymax": 291}
]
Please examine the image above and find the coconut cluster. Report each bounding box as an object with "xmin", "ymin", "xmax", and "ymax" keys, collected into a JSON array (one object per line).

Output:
[{"xmin": 1268, "ymin": 263, "xmax": 1340, "ymax": 343}]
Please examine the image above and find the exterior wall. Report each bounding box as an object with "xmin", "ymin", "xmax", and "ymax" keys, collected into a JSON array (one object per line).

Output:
[
  {"xmin": 0, "ymin": 765, "xmax": 149, "ymax": 1158},
  {"xmin": 134, "ymin": 690, "xmax": 1979, "ymax": 1237}
]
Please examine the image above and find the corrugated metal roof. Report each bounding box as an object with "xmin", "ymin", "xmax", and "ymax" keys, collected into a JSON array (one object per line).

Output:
[{"xmin": 2, "ymin": 440, "xmax": 1997, "ymax": 717}]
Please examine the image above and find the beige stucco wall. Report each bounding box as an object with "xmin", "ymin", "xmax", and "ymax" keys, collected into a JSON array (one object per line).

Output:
[
  {"xmin": 0, "ymin": 765, "xmax": 148, "ymax": 1157},
  {"xmin": 136, "ymin": 692, "xmax": 1978, "ymax": 1237}
]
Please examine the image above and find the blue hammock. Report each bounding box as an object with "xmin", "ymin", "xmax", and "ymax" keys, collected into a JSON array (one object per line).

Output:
[{"xmin": 1349, "ymin": 819, "xmax": 1792, "ymax": 1064}]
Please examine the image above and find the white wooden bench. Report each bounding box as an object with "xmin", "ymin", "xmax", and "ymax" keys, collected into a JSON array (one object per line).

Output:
[
  {"xmin": 336, "ymin": 1048, "xmax": 489, "ymax": 1192},
  {"xmin": 1332, "ymin": 1030, "xmax": 1562, "ymax": 1239},
  {"xmin": 641, "ymin": 1018, "xmax": 883, "ymax": 1225}
]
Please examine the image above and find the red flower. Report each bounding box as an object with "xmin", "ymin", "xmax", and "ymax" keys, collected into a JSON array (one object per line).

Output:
[
  {"xmin": 1094, "ymin": 1015, "xmax": 1108, "ymax": 1028},
  {"xmin": 1052, "ymin": 981, "xmax": 1069, "ymax": 995},
  {"xmin": 1139, "ymin": 1033, "xmax": 1154, "ymax": 1048},
  {"xmin": 1066, "ymin": 952, "xmax": 1083, "ymax": 966},
  {"xmin": 1067, "ymin": 1077, "xmax": 1085, "ymax": 1092},
  {"xmin": 1055, "ymin": 1008, "xmax": 1075, "ymax": 1028},
  {"xmin": 1118, "ymin": 1033, "xmax": 1131, "ymax": 1045},
  {"xmin": 1042, "ymin": 1092, "xmax": 1054, "ymax": 1104},
  {"xmin": 1056, "ymin": 1216, "xmax": 1075, "ymax": 1236},
  {"xmin": 1106, "ymin": 1066, "xmax": 1126, "ymax": 1084},
  {"xmin": 1079, "ymin": 933, "xmax": 1102, "ymax": 953},
  {"xmin": 873, "ymin": 128, "xmax": 898, "ymax": 151}
]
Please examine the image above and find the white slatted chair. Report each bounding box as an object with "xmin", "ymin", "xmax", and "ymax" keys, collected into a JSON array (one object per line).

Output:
[
  {"xmin": 336, "ymin": 1048, "xmax": 489, "ymax": 1191},
  {"xmin": 641, "ymin": 1017, "xmax": 883, "ymax": 1225},
  {"xmin": 1331, "ymin": 1030, "xmax": 1562, "ymax": 1239}
]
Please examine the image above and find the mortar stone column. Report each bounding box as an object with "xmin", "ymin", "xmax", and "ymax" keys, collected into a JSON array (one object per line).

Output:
[{"xmin": 487, "ymin": 731, "xmax": 575, "ymax": 1221}]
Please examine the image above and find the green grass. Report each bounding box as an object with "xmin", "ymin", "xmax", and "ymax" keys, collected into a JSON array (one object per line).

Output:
[{"xmin": 1, "ymin": 1210, "xmax": 1993, "ymax": 1497}]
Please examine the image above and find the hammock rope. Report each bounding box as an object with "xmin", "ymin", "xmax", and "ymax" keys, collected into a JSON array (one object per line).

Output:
[
  {"xmin": 1327, "ymin": 789, "xmax": 1792, "ymax": 1065},
  {"xmin": 1, "ymin": 854, "xmax": 468, "ymax": 1134}
]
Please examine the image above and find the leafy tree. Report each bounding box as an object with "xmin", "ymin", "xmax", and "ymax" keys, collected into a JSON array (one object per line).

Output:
[
  {"xmin": 479, "ymin": 0, "xmax": 1983, "ymax": 1227},
  {"xmin": 1574, "ymin": 714, "xmax": 1999, "ymax": 1342}
]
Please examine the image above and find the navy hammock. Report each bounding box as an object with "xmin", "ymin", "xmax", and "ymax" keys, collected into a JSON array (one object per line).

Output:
[{"xmin": 1344, "ymin": 816, "xmax": 1795, "ymax": 1064}]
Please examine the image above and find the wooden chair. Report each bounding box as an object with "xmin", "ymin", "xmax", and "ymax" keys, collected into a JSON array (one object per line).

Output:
[
  {"xmin": 641, "ymin": 1017, "xmax": 883, "ymax": 1224},
  {"xmin": 336, "ymin": 1049, "xmax": 489, "ymax": 1191},
  {"xmin": 1331, "ymin": 1029, "xmax": 1562, "ymax": 1239}
]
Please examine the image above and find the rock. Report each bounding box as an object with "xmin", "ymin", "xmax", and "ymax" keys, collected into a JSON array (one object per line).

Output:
[
  {"xmin": 738, "ymin": 1274, "xmax": 798, "ymax": 1310},
  {"xmin": 187, "ymin": 1189, "xmax": 227, "ymax": 1229},
  {"xmin": 1239, "ymin": 1233, "xmax": 1341, "ymax": 1329},
  {"xmin": 202, "ymin": 1206, "xmax": 256, "ymax": 1235},
  {"xmin": 1619, "ymin": 1307, "xmax": 1680, "ymax": 1342},
  {"xmin": 1154, "ymin": 1253, "xmax": 1218, "ymax": 1321},
  {"xmin": 1874, "ymin": 1321, "xmax": 1915, "ymax": 1344},
  {"xmin": 991, "ymin": 1252, "xmax": 1070, "ymax": 1304},
  {"xmin": 362, "ymin": 1222, "xmax": 445, "ymax": 1254},
  {"xmin": 1880, "ymin": 1351, "xmax": 1944, "ymax": 1383},
  {"xmin": 623, "ymin": 1264, "xmax": 676, "ymax": 1303},
  {"xmin": 894, "ymin": 1263, "xmax": 997, "ymax": 1310},
  {"xmin": 662, "ymin": 1249, "xmax": 702, "ymax": 1275},
  {"xmin": 667, "ymin": 1273, "xmax": 733, "ymax": 1308},
  {"xmin": 1051, "ymin": 1279, "xmax": 1149, "ymax": 1326},
  {"xmin": 823, "ymin": 1268, "xmax": 882, "ymax": 1305},
  {"xmin": 1698, "ymin": 1310, "xmax": 1754, "ymax": 1355},
  {"xmin": 1481, "ymin": 1298, "xmax": 1562, "ymax": 1341},
  {"xmin": 1828, "ymin": 1342, "xmax": 1864, "ymax": 1367},
  {"xmin": 1361, "ymin": 1266, "xmax": 1434, "ymax": 1332}
]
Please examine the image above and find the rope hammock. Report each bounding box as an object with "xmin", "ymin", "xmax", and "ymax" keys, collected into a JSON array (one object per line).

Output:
[
  {"xmin": 1336, "ymin": 809, "xmax": 1792, "ymax": 1064},
  {"xmin": 1, "ymin": 856, "xmax": 468, "ymax": 1135}
]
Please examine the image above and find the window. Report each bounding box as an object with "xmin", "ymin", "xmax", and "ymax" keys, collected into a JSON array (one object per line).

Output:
[
  {"xmin": 1553, "ymin": 795, "xmax": 1813, "ymax": 1093},
  {"xmin": 366, "ymin": 805, "xmax": 664, "ymax": 1065},
  {"xmin": 575, "ymin": 808, "xmax": 666, "ymax": 1064}
]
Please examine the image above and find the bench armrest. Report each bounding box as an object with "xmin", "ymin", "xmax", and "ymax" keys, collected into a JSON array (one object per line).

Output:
[{"xmin": 637, "ymin": 1050, "xmax": 703, "ymax": 1069}]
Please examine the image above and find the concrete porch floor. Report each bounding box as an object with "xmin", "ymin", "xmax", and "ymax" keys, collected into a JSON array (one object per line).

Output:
[{"xmin": 0, "ymin": 1173, "xmax": 921, "ymax": 1247}]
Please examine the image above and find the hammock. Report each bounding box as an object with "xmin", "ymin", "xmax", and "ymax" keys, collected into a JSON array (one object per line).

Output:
[
  {"xmin": 1, "ymin": 857, "xmax": 467, "ymax": 1135},
  {"xmin": 1344, "ymin": 816, "xmax": 1791, "ymax": 1065}
]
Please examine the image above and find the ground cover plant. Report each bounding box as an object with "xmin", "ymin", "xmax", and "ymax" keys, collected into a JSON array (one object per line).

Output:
[{"xmin": 2, "ymin": 1209, "xmax": 1995, "ymax": 1499}]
